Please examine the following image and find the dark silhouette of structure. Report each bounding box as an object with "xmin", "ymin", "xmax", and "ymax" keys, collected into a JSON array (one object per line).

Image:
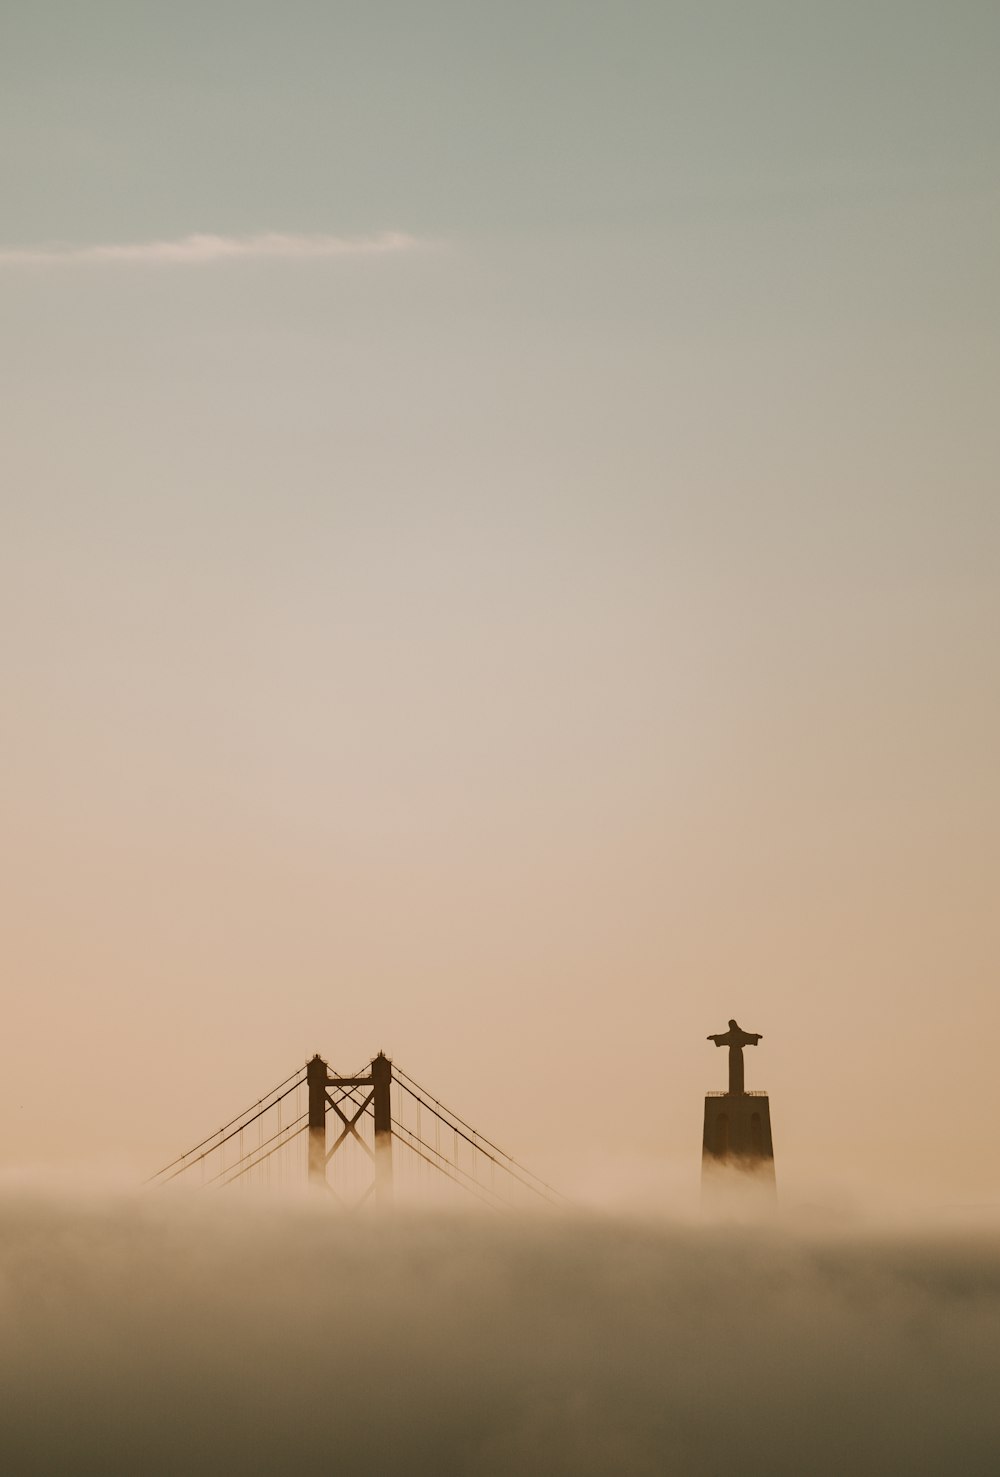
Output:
[
  {"xmin": 146, "ymin": 1051, "xmax": 564, "ymax": 1211},
  {"xmin": 307, "ymin": 1051, "xmax": 393, "ymax": 1207},
  {"xmin": 707, "ymin": 1019, "xmax": 763, "ymax": 1094},
  {"xmin": 702, "ymin": 1018, "xmax": 775, "ymax": 1196}
]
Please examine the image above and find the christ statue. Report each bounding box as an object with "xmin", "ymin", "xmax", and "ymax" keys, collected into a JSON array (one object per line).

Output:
[{"xmin": 707, "ymin": 1019, "xmax": 763, "ymax": 1094}]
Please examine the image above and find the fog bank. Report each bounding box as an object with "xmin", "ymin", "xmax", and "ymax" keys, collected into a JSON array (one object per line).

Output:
[{"xmin": 1, "ymin": 1193, "xmax": 998, "ymax": 1475}]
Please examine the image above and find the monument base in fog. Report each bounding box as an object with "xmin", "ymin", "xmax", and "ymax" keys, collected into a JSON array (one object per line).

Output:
[{"xmin": 701, "ymin": 1092, "xmax": 776, "ymax": 1204}]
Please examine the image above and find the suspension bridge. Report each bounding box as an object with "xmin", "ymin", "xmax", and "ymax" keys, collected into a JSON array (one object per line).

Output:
[{"xmin": 146, "ymin": 1053, "xmax": 565, "ymax": 1212}]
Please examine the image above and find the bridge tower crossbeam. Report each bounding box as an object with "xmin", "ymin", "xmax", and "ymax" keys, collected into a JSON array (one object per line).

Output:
[{"xmin": 306, "ymin": 1051, "xmax": 393, "ymax": 1207}]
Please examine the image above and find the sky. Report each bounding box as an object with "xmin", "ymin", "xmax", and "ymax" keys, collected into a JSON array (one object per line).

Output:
[{"xmin": 1, "ymin": 2, "xmax": 998, "ymax": 1205}]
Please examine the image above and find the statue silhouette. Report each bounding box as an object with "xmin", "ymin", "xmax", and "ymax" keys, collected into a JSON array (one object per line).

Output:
[{"xmin": 707, "ymin": 1019, "xmax": 762, "ymax": 1094}]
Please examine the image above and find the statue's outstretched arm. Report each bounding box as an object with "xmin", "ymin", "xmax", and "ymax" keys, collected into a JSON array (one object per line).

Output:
[{"xmin": 707, "ymin": 1034, "xmax": 724, "ymax": 1046}]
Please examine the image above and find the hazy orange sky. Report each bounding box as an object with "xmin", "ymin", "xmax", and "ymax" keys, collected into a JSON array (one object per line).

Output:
[{"xmin": 2, "ymin": 2, "xmax": 998, "ymax": 1206}]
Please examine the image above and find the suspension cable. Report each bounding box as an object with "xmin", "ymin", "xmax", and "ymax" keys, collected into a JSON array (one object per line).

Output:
[
  {"xmin": 395, "ymin": 1077, "xmax": 559, "ymax": 1205},
  {"xmin": 391, "ymin": 1119, "xmax": 510, "ymax": 1210},
  {"xmin": 391, "ymin": 1063, "xmax": 565, "ymax": 1200},
  {"xmin": 150, "ymin": 1077, "xmax": 305, "ymax": 1185},
  {"xmin": 205, "ymin": 1112, "xmax": 310, "ymax": 1185},
  {"xmin": 145, "ymin": 1067, "xmax": 306, "ymax": 1182},
  {"xmin": 390, "ymin": 1128, "xmax": 503, "ymax": 1212},
  {"xmin": 219, "ymin": 1120, "xmax": 310, "ymax": 1188}
]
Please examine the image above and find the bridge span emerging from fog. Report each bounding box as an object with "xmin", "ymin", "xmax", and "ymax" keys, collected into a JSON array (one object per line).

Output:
[{"xmin": 146, "ymin": 1053, "xmax": 565, "ymax": 1211}]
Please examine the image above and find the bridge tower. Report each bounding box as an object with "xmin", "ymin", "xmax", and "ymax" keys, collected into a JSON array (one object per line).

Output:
[{"xmin": 307, "ymin": 1051, "xmax": 393, "ymax": 1206}]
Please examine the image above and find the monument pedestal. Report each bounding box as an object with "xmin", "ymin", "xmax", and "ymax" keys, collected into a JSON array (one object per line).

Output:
[
  {"xmin": 702, "ymin": 1020, "xmax": 775, "ymax": 1207},
  {"xmin": 702, "ymin": 1092, "xmax": 776, "ymax": 1199}
]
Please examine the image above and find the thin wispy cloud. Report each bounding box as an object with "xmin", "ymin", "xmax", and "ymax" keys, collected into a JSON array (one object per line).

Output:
[{"xmin": 0, "ymin": 230, "xmax": 423, "ymax": 266}]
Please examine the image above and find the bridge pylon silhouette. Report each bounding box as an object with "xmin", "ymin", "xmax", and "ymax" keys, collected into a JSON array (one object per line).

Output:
[
  {"xmin": 147, "ymin": 1051, "xmax": 565, "ymax": 1213},
  {"xmin": 306, "ymin": 1051, "xmax": 393, "ymax": 1208}
]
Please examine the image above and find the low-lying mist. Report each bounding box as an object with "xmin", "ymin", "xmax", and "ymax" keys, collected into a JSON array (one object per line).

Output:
[{"xmin": 1, "ymin": 1190, "xmax": 998, "ymax": 1475}]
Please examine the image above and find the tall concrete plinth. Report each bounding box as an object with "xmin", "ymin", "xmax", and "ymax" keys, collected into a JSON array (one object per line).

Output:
[{"xmin": 702, "ymin": 1091, "xmax": 776, "ymax": 1199}]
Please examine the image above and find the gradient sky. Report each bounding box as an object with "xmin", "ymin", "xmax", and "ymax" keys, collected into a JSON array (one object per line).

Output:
[{"xmin": 2, "ymin": 2, "xmax": 998, "ymax": 1204}]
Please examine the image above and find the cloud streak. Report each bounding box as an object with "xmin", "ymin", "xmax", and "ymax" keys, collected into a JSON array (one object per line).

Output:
[{"xmin": 0, "ymin": 230, "xmax": 423, "ymax": 266}]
